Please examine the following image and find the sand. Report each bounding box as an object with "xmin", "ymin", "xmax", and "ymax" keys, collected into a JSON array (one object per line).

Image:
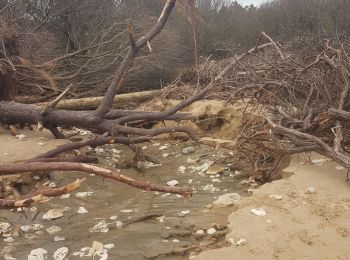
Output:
[{"xmin": 196, "ymin": 153, "xmax": 350, "ymax": 260}]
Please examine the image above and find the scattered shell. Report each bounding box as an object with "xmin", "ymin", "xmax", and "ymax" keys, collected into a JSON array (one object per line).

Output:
[
  {"xmin": 110, "ymin": 215, "xmax": 118, "ymax": 220},
  {"xmin": 159, "ymin": 145, "xmax": 168, "ymax": 151},
  {"xmin": 305, "ymin": 187, "xmax": 316, "ymax": 194},
  {"xmin": 4, "ymin": 237, "xmax": 14, "ymax": 243},
  {"xmin": 202, "ymin": 184, "xmax": 220, "ymax": 192},
  {"xmin": 21, "ymin": 224, "xmax": 43, "ymax": 233},
  {"xmin": 206, "ymin": 228, "xmax": 216, "ymax": 235},
  {"xmin": 269, "ymin": 194, "xmax": 283, "ymax": 200},
  {"xmin": 115, "ymin": 221, "xmax": 124, "ymax": 229},
  {"xmin": 178, "ymin": 166, "xmax": 186, "ymax": 173},
  {"xmin": 172, "ymin": 239, "xmax": 180, "ymax": 243},
  {"xmin": 0, "ymin": 222, "xmax": 11, "ymax": 234},
  {"xmin": 213, "ymin": 193, "xmax": 240, "ymax": 207},
  {"xmin": 48, "ymin": 182, "xmax": 56, "ymax": 188},
  {"xmin": 112, "ymin": 148, "xmax": 122, "ymax": 154},
  {"xmin": 37, "ymin": 142, "xmax": 46, "ymax": 146},
  {"xmin": 157, "ymin": 216, "xmax": 165, "ymax": 223},
  {"xmin": 167, "ymin": 180, "xmax": 179, "ymax": 187},
  {"xmin": 77, "ymin": 207, "xmax": 88, "ymax": 214},
  {"xmin": 60, "ymin": 194, "xmax": 70, "ymax": 199},
  {"xmin": 196, "ymin": 229, "xmax": 205, "ymax": 234},
  {"xmin": 228, "ymin": 238, "xmax": 247, "ymax": 246},
  {"xmin": 177, "ymin": 210, "xmax": 190, "ymax": 217},
  {"xmin": 42, "ymin": 209, "xmax": 64, "ymax": 220},
  {"xmin": 120, "ymin": 209, "xmax": 133, "ymax": 213},
  {"xmin": 103, "ymin": 244, "xmax": 115, "ymax": 250},
  {"xmin": 4, "ymin": 254, "xmax": 16, "ymax": 260},
  {"xmin": 250, "ymin": 208, "xmax": 266, "ymax": 217},
  {"xmin": 46, "ymin": 226, "xmax": 61, "ymax": 235},
  {"xmin": 75, "ymin": 191, "xmax": 93, "ymax": 198},
  {"xmin": 54, "ymin": 236, "xmax": 65, "ymax": 242},
  {"xmin": 16, "ymin": 134, "xmax": 27, "ymax": 140},
  {"xmin": 311, "ymin": 158, "xmax": 328, "ymax": 165},
  {"xmin": 162, "ymin": 153, "xmax": 169, "ymax": 158},
  {"xmin": 53, "ymin": 247, "xmax": 68, "ymax": 260},
  {"xmin": 335, "ymin": 165, "xmax": 345, "ymax": 171},
  {"xmin": 28, "ymin": 248, "xmax": 47, "ymax": 260},
  {"xmin": 90, "ymin": 220, "xmax": 109, "ymax": 233}
]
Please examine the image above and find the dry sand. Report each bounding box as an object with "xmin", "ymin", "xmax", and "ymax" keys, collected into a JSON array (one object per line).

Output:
[{"xmin": 196, "ymin": 154, "xmax": 350, "ymax": 260}]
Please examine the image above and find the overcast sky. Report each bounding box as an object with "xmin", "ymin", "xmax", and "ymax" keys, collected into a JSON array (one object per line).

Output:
[{"xmin": 236, "ymin": 0, "xmax": 271, "ymax": 6}]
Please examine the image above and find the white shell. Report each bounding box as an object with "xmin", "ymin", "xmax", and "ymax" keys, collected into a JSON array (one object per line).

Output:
[
  {"xmin": 250, "ymin": 208, "xmax": 266, "ymax": 216},
  {"xmin": 53, "ymin": 247, "xmax": 68, "ymax": 260}
]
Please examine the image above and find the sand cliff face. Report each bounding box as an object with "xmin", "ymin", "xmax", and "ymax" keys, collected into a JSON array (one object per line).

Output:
[{"xmin": 196, "ymin": 153, "xmax": 350, "ymax": 260}]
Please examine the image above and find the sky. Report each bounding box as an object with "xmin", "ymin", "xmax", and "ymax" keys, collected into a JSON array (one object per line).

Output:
[{"xmin": 236, "ymin": 0, "xmax": 271, "ymax": 6}]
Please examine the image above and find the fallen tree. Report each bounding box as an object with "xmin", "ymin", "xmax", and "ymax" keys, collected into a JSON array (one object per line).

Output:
[{"xmin": 0, "ymin": 0, "xmax": 278, "ymax": 208}]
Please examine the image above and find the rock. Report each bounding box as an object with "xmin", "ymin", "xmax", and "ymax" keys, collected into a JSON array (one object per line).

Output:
[
  {"xmin": 212, "ymin": 178, "xmax": 221, "ymax": 183},
  {"xmin": 77, "ymin": 207, "xmax": 88, "ymax": 214},
  {"xmin": 46, "ymin": 226, "xmax": 61, "ymax": 235},
  {"xmin": 206, "ymin": 228, "xmax": 216, "ymax": 235},
  {"xmin": 305, "ymin": 186, "xmax": 316, "ymax": 194},
  {"xmin": 172, "ymin": 239, "xmax": 180, "ymax": 243},
  {"xmin": 182, "ymin": 146, "xmax": 195, "ymax": 155},
  {"xmin": 162, "ymin": 153, "xmax": 169, "ymax": 158},
  {"xmin": 42, "ymin": 209, "xmax": 64, "ymax": 220},
  {"xmin": 196, "ymin": 229, "xmax": 205, "ymax": 234},
  {"xmin": 250, "ymin": 208, "xmax": 266, "ymax": 216},
  {"xmin": 167, "ymin": 180, "xmax": 179, "ymax": 186},
  {"xmin": 90, "ymin": 220, "xmax": 109, "ymax": 233},
  {"xmin": 269, "ymin": 194, "xmax": 283, "ymax": 200},
  {"xmin": 213, "ymin": 193, "xmax": 240, "ymax": 207},
  {"xmin": 206, "ymin": 165, "xmax": 226, "ymax": 175},
  {"xmin": 28, "ymin": 248, "xmax": 47, "ymax": 260},
  {"xmin": 110, "ymin": 215, "xmax": 118, "ymax": 220},
  {"xmin": 53, "ymin": 247, "xmax": 68, "ymax": 260},
  {"xmin": 4, "ymin": 254, "xmax": 16, "ymax": 260}
]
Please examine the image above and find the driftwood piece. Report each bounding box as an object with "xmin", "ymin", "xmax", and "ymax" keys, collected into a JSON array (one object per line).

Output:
[{"xmin": 36, "ymin": 89, "xmax": 161, "ymax": 110}]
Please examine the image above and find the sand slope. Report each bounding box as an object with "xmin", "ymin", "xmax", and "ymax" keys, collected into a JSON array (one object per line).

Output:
[{"xmin": 197, "ymin": 154, "xmax": 350, "ymax": 260}]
